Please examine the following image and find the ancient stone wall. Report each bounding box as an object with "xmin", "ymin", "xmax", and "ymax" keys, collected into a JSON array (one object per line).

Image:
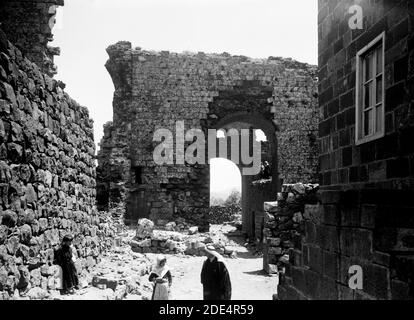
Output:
[
  {"xmin": 262, "ymin": 184, "xmax": 319, "ymax": 278},
  {"xmin": 0, "ymin": 0, "xmax": 64, "ymax": 77},
  {"xmin": 276, "ymin": 0, "xmax": 414, "ymax": 300},
  {"xmin": 97, "ymin": 42, "xmax": 319, "ymax": 229},
  {"xmin": 0, "ymin": 29, "xmax": 114, "ymax": 299},
  {"xmin": 246, "ymin": 179, "xmax": 275, "ymax": 241}
]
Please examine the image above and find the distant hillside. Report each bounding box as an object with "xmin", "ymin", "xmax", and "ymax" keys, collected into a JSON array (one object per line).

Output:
[{"xmin": 210, "ymin": 187, "xmax": 241, "ymax": 201}]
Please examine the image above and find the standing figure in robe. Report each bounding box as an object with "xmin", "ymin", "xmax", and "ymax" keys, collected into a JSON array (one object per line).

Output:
[
  {"xmin": 54, "ymin": 234, "xmax": 79, "ymax": 295},
  {"xmin": 200, "ymin": 245, "xmax": 232, "ymax": 300},
  {"xmin": 149, "ymin": 255, "xmax": 172, "ymax": 300}
]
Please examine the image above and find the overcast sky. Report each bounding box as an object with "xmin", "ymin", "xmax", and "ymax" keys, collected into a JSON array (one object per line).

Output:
[{"xmin": 52, "ymin": 0, "xmax": 318, "ymax": 194}]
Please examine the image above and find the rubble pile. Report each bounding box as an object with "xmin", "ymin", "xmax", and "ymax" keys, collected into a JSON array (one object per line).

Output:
[
  {"xmin": 155, "ymin": 217, "xmax": 199, "ymax": 233},
  {"xmin": 263, "ymin": 183, "xmax": 319, "ymax": 275},
  {"xmin": 89, "ymin": 247, "xmax": 153, "ymax": 300},
  {"xmin": 208, "ymin": 205, "xmax": 241, "ymax": 225},
  {"xmin": 130, "ymin": 219, "xmax": 240, "ymax": 258}
]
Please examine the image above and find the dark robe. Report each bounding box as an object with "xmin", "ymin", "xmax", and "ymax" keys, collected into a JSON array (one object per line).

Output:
[
  {"xmin": 200, "ymin": 257, "xmax": 232, "ymax": 300},
  {"xmin": 149, "ymin": 270, "xmax": 172, "ymax": 300},
  {"xmin": 54, "ymin": 245, "xmax": 79, "ymax": 291}
]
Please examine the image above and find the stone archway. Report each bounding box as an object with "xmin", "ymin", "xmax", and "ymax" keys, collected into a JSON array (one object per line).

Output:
[
  {"xmin": 98, "ymin": 44, "xmax": 318, "ymax": 228},
  {"xmin": 201, "ymin": 83, "xmax": 280, "ymax": 238}
]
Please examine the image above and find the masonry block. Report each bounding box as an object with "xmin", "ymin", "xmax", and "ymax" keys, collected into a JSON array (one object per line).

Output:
[
  {"xmin": 308, "ymin": 245, "xmax": 323, "ymax": 274},
  {"xmin": 323, "ymin": 250, "xmax": 339, "ymax": 280},
  {"xmin": 322, "ymin": 204, "xmax": 340, "ymax": 226},
  {"xmin": 291, "ymin": 266, "xmax": 306, "ymax": 294},
  {"xmin": 360, "ymin": 204, "xmax": 376, "ymax": 229},
  {"xmin": 364, "ymin": 263, "xmax": 390, "ymax": 300},
  {"xmin": 319, "ymin": 276, "xmax": 338, "ymax": 300},
  {"xmin": 304, "ymin": 269, "xmax": 321, "ymax": 299},
  {"xmin": 338, "ymin": 284, "xmax": 355, "ymax": 300},
  {"xmin": 391, "ymin": 279, "xmax": 412, "ymax": 300}
]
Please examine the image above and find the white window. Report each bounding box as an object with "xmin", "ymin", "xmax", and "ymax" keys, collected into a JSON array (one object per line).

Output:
[{"xmin": 355, "ymin": 32, "xmax": 385, "ymax": 145}]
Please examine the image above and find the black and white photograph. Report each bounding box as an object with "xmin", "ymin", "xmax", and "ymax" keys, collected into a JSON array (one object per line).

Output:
[{"xmin": 0, "ymin": 0, "xmax": 413, "ymax": 314}]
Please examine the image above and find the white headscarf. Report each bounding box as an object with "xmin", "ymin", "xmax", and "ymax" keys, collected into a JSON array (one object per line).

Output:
[{"xmin": 152, "ymin": 254, "xmax": 170, "ymax": 278}]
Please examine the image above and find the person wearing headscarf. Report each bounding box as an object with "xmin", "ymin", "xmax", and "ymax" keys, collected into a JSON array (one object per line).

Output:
[
  {"xmin": 149, "ymin": 255, "xmax": 172, "ymax": 300},
  {"xmin": 200, "ymin": 245, "xmax": 232, "ymax": 300},
  {"xmin": 53, "ymin": 234, "xmax": 79, "ymax": 295}
]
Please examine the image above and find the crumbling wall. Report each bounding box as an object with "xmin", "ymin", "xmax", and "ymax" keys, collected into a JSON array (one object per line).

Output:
[
  {"xmin": 246, "ymin": 179, "xmax": 275, "ymax": 241},
  {"xmin": 0, "ymin": 0, "xmax": 64, "ymax": 77},
  {"xmin": 97, "ymin": 42, "xmax": 319, "ymax": 227},
  {"xmin": 262, "ymin": 184, "xmax": 319, "ymax": 279},
  {"xmin": 0, "ymin": 29, "xmax": 114, "ymax": 299}
]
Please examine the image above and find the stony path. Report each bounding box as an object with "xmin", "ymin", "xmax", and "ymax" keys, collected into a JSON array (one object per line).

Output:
[
  {"xmin": 56, "ymin": 225, "xmax": 277, "ymax": 300},
  {"xmin": 153, "ymin": 252, "xmax": 277, "ymax": 300}
]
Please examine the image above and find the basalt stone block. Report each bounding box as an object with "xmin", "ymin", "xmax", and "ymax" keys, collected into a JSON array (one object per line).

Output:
[
  {"xmin": 7, "ymin": 143, "xmax": 23, "ymax": 163},
  {"xmin": 1, "ymin": 210, "xmax": 17, "ymax": 228},
  {"xmin": 0, "ymin": 30, "xmax": 8, "ymax": 54},
  {"xmin": 391, "ymin": 279, "xmax": 411, "ymax": 300},
  {"xmin": 0, "ymin": 225, "xmax": 8, "ymax": 244},
  {"xmin": 92, "ymin": 276, "xmax": 118, "ymax": 291},
  {"xmin": 308, "ymin": 245, "xmax": 323, "ymax": 273},
  {"xmin": 5, "ymin": 235, "xmax": 19, "ymax": 255},
  {"xmin": 364, "ymin": 263, "xmax": 390, "ymax": 300},
  {"xmin": 320, "ymin": 191, "xmax": 341, "ymax": 204},
  {"xmin": 16, "ymin": 243, "xmax": 29, "ymax": 261},
  {"xmin": 303, "ymin": 269, "xmax": 321, "ymax": 299}
]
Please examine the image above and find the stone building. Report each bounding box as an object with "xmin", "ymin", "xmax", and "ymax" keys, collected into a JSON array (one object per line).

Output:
[
  {"xmin": 0, "ymin": 0, "xmax": 114, "ymax": 299},
  {"xmin": 97, "ymin": 43, "xmax": 319, "ymax": 237},
  {"xmin": 274, "ymin": 0, "xmax": 414, "ymax": 300}
]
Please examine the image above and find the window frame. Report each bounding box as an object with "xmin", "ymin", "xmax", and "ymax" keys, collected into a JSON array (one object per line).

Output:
[{"xmin": 355, "ymin": 32, "xmax": 385, "ymax": 146}]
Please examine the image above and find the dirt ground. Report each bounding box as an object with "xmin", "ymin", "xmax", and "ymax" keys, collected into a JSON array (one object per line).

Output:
[
  {"xmin": 153, "ymin": 253, "xmax": 277, "ymax": 300},
  {"xmin": 57, "ymin": 224, "xmax": 277, "ymax": 300}
]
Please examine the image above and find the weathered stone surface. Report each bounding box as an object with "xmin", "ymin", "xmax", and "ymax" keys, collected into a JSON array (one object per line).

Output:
[
  {"xmin": 26, "ymin": 287, "xmax": 49, "ymax": 300},
  {"xmin": 263, "ymin": 183, "xmax": 318, "ymax": 279},
  {"xmin": 188, "ymin": 226, "xmax": 198, "ymax": 235},
  {"xmin": 97, "ymin": 43, "xmax": 318, "ymax": 228},
  {"xmin": 1, "ymin": 210, "xmax": 17, "ymax": 228},
  {"xmin": 135, "ymin": 219, "xmax": 154, "ymax": 239},
  {"xmin": 0, "ymin": 28, "xmax": 115, "ymax": 297},
  {"xmin": 0, "ymin": 1, "xmax": 63, "ymax": 76}
]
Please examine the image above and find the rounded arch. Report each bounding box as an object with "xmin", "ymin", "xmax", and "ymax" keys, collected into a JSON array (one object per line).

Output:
[{"xmin": 208, "ymin": 113, "xmax": 280, "ymax": 239}]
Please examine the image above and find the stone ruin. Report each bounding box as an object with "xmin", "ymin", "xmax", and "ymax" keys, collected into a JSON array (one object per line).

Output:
[
  {"xmin": 0, "ymin": 1, "xmax": 117, "ymax": 299},
  {"xmin": 130, "ymin": 218, "xmax": 241, "ymax": 258},
  {"xmin": 97, "ymin": 41, "xmax": 319, "ymax": 239},
  {"xmin": 0, "ymin": 0, "xmax": 63, "ymax": 77},
  {"xmin": 3, "ymin": 0, "xmax": 411, "ymax": 302}
]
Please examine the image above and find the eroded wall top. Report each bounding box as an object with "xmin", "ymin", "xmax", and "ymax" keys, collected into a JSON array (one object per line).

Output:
[{"xmin": 0, "ymin": 0, "xmax": 64, "ymax": 77}]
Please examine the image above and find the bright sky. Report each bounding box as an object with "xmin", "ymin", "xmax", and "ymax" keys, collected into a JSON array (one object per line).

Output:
[{"xmin": 52, "ymin": 0, "xmax": 318, "ymax": 193}]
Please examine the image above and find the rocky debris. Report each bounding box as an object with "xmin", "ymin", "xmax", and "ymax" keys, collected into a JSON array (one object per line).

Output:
[
  {"xmin": 87, "ymin": 247, "xmax": 153, "ymax": 300},
  {"xmin": 26, "ymin": 287, "xmax": 49, "ymax": 300},
  {"xmin": 263, "ymin": 183, "xmax": 319, "ymax": 275},
  {"xmin": 208, "ymin": 205, "xmax": 241, "ymax": 225},
  {"xmin": 156, "ymin": 217, "xmax": 202, "ymax": 233},
  {"xmin": 44, "ymin": 244, "xmax": 155, "ymax": 301},
  {"xmin": 136, "ymin": 218, "xmax": 154, "ymax": 239},
  {"xmin": 130, "ymin": 220, "xmax": 243, "ymax": 258},
  {"xmin": 188, "ymin": 226, "xmax": 198, "ymax": 235}
]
